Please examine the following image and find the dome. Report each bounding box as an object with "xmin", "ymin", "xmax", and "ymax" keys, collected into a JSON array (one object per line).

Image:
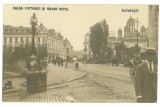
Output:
[
  {"xmin": 141, "ymin": 25, "xmax": 145, "ymax": 31},
  {"xmin": 127, "ymin": 16, "xmax": 135, "ymax": 24}
]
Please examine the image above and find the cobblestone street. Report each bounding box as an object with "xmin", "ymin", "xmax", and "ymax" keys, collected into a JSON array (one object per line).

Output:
[{"xmin": 3, "ymin": 64, "xmax": 136, "ymax": 103}]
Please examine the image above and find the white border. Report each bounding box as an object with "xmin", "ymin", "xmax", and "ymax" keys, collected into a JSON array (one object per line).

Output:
[{"xmin": 0, "ymin": 1, "xmax": 160, "ymax": 107}]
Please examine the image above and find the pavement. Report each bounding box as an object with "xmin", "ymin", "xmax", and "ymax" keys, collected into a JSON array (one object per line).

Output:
[{"xmin": 2, "ymin": 63, "xmax": 86, "ymax": 94}]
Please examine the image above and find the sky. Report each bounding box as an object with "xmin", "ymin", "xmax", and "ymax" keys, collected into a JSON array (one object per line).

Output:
[{"xmin": 4, "ymin": 4, "xmax": 148, "ymax": 51}]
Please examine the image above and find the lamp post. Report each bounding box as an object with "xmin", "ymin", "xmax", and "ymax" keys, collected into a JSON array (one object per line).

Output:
[
  {"xmin": 84, "ymin": 45, "xmax": 87, "ymax": 63},
  {"xmin": 30, "ymin": 13, "xmax": 38, "ymax": 56},
  {"xmin": 26, "ymin": 13, "xmax": 47, "ymax": 93},
  {"xmin": 28, "ymin": 13, "xmax": 38, "ymax": 71},
  {"xmin": 65, "ymin": 47, "xmax": 69, "ymax": 68},
  {"xmin": 136, "ymin": 18, "xmax": 139, "ymax": 58},
  {"xmin": 147, "ymin": 36, "xmax": 149, "ymax": 47}
]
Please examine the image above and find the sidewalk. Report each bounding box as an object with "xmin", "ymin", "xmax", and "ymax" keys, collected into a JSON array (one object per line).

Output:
[
  {"xmin": 2, "ymin": 63, "xmax": 86, "ymax": 94},
  {"xmin": 47, "ymin": 63, "xmax": 86, "ymax": 86}
]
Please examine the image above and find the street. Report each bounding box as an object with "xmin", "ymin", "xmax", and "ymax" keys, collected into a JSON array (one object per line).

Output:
[{"xmin": 3, "ymin": 63, "xmax": 136, "ymax": 102}]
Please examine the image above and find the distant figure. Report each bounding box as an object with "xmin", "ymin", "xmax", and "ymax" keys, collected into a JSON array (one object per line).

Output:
[
  {"xmin": 61, "ymin": 58, "xmax": 63, "ymax": 66},
  {"xmin": 75, "ymin": 59, "xmax": 79, "ymax": 70},
  {"xmin": 134, "ymin": 48, "xmax": 157, "ymax": 103},
  {"xmin": 84, "ymin": 60, "xmax": 87, "ymax": 65},
  {"xmin": 58, "ymin": 58, "xmax": 61, "ymax": 66}
]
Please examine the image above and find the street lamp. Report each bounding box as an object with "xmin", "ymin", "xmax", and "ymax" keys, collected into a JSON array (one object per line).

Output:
[
  {"xmin": 26, "ymin": 13, "xmax": 47, "ymax": 93},
  {"xmin": 30, "ymin": 13, "xmax": 38, "ymax": 56},
  {"xmin": 28, "ymin": 13, "xmax": 38, "ymax": 71},
  {"xmin": 65, "ymin": 47, "xmax": 69, "ymax": 68},
  {"xmin": 136, "ymin": 18, "xmax": 139, "ymax": 58},
  {"xmin": 147, "ymin": 36, "xmax": 149, "ymax": 47},
  {"xmin": 84, "ymin": 45, "xmax": 87, "ymax": 63}
]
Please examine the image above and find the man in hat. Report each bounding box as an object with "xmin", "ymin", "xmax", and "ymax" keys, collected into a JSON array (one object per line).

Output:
[
  {"xmin": 134, "ymin": 48, "xmax": 157, "ymax": 103},
  {"xmin": 139, "ymin": 49, "xmax": 146, "ymax": 63}
]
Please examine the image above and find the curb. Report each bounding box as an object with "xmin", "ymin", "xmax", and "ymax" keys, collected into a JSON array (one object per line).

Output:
[
  {"xmin": 3, "ymin": 88, "xmax": 22, "ymax": 94},
  {"xmin": 47, "ymin": 73, "xmax": 86, "ymax": 89},
  {"xmin": 3, "ymin": 71, "xmax": 86, "ymax": 94}
]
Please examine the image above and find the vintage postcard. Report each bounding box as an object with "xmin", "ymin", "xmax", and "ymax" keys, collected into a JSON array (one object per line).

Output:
[{"xmin": 2, "ymin": 4, "xmax": 159, "ymax": 103}]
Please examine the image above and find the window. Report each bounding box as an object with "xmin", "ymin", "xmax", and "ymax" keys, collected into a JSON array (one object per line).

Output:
[
  {"xmin": 21, "ymin": 37, "xmax": 23, "ymax": 43},
  {"xmin": 21, "ymin": 29, "xmax": 24, "ymax": 33},
  {"xmin": 26, "ymin": 37, "xmax": 28, "ymax": 42},
  {"xmin": 10, "ymin": 29, "xmax": 13, "ymax": 33},
  {"xmin": 43, "ymin": 38, "xmax": 45, "ymax": 42},
  {"xmin": 4, "ymin": 37, "xmax": 6, "ymax": 43},
  {"xmin": 38, "ymin": 37, "xmax": 40, "ymax": 42},
  {"xmin": 10, "ymin": 38, "xmax": 12, "ymax": 43},
  {"xmin": 15, "ymin": 37, "xmax": 18, "ymax": 43},
  {"xmin": 16, "ymin": 29, "xmax": 18, "ymax": 33}
]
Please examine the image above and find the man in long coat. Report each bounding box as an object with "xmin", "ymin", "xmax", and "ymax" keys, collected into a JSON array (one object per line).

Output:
[{"xmin": 134, "ymin": 48, "xmax": 157, "ymax": 103}]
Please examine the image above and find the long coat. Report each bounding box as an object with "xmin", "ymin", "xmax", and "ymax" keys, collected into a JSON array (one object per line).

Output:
[{"xmin": 134, "ymin": 62, "xmax": 157, "ymax": 103}]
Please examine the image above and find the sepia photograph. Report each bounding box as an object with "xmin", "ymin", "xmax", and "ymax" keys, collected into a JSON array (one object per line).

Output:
[{"xmin": 2, "ymin": 4, "xmax": 159, "ymax": 103}]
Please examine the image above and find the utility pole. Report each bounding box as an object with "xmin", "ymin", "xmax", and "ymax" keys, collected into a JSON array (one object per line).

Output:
[
  {"xmin": 65, "ymin": 47, "xmax": 69, "ymax": 68},
  {"xmin": 137, "ymin": 18, "xmax": 139, "ymax": 58},
  {"xmin": 85, "ymin": 45, "xmax": 87, "ymax": 62}
]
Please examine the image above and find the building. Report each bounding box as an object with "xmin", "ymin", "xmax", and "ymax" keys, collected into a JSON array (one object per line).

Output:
[
  {"xmin": 3, "ymin": 23, "xmax": 73, "ymax": 61},
  {"xmin": 123, "ymin": 16, "xmax": 147, "ymax": 49},
  {"xmin": 148, "ymin": 5, "xmax": 159, "ymax": 50},
  {"xmin": 72, "ymin": 50, "xmax": 83, "ymax": 60},
  {"xmin": 3, "ymin": 25, "xmax": 32, "ymax": 47},
  {"xmin": 83, "ymin": 33, "xmax": 93, "ymax": 60},
  {"xmin": 63, "ymin": 38, "xmax": 74, "ymax": 60},
  {"xmin": 117, "ymin": 28, "xmax": 122, "ymax": 40}
]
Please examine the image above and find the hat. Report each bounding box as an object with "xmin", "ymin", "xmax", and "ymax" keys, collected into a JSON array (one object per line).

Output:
[
  {"xmin": 139, "ymin": 49, "xmax": 146, "ymax": 54},
  {"xmin": 145, "ymin": 47, "xmax": 157, "ymax": 54}
]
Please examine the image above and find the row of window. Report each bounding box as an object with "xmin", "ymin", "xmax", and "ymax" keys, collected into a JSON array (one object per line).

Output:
[
  {"xmin": 3, "ymin": 37, "xmax": 52, "ymax": 43},
  {"xmin": 4, "ymin": 37, "xmax": 30, "ymax": 43},
  {"xmin": 4, "ymin": 29, "xmax": 30, "ymax": 34}
]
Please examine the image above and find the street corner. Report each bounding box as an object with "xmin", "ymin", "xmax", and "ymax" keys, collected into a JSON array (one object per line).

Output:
[
  {"xmin": 46, "ymin": 65, "xmax": 86, "ymax": 87},
  {"xmin": 65, "ymin": 70, "xmax": 86, "ymax": 82}
]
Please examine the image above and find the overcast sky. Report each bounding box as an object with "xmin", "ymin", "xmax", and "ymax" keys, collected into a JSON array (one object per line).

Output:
[{"xmin": 4, "ymin": 4, "xmax": 148, "ymax": 51}]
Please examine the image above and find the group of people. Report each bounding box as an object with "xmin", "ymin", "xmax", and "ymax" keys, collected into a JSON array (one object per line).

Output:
[
  {"xmin": 52, "ymin": 57, "xmax": 64, "ymax": 66},
  {"xmin": 134, "ymin": 47, "xmax": 157, "ymax": 103}
]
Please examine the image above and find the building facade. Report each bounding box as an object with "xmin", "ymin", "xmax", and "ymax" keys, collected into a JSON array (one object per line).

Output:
[
  {"xmin": 148, "ymin": 5, "xmax": 159, "ymax": 50},
  {"xmin": 63, "ymin": 38, "xmax": 74, "ymax": 60},
  {"xmin": 83, "ymin": 33, "xmax": 93, "ymax": 60},
  {"xmin": 123, "ymin": 16, "xmax": 147, "ymax": 49},
  {"xmin": 3, "ymin": 23, "xmax": 72, "ymax": 61}
]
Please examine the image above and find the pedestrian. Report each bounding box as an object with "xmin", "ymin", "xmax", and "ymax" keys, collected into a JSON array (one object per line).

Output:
[
  {"xmin": 61, "ymin": 58, "xmax": 63, "ymax": 66},
  {"xmin": 75, "ymin": 59, "xmax": 79, "ymax": 70},
  {"xmin": 58, "ymin": 57, "xmax": 61, "ymax": 66},
  {"xmin": 134, "ymin": 48, "xmax": 157, "ymax": 103}
]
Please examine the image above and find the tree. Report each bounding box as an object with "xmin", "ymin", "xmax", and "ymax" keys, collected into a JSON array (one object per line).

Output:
[
  {"xmin": 114, "ymin": 43, "xmax": 125, "ymax": 58},
  {"xmin": 123, "ymin": 45, "xmax": 141, "ymax": 58},
  {"xmin": 101, "ymin": 19, "xmax": 109, "ymax": 59},
  {"xmin": 37, "ymin": 44, "xmax": 47, "ymax": 60},
  {"xmin": 89, "ymin": 19, "xmax": 109, "ymax": 60},
  {"xmin": 89, "ymin": 22, "xmax": 103, "ymax": 59}
]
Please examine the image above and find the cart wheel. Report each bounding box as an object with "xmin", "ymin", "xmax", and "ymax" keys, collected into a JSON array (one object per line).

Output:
[{"xmin": 129, "ymin": 68, "xmax": 135, "ymax": 81}]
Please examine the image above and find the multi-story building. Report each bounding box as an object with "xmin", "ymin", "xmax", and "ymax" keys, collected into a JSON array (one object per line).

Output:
[
  {"xmin": 83, "ymin": 33, "xmax": 93, "ymax": 60},
  {"xmin": 123, "ymin": 16, "xmax": 147, "ymax": 49},
  {"xmin": 3, "ymin": 23, "xmax": 72, "ymax": 61},
  {"xmin": 63, "ymin": 38, "xmax": 74, "ymax": 59},
  {"xmin": 148, "ymin": 5, "xmax": 159, "ymax": 50}
]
